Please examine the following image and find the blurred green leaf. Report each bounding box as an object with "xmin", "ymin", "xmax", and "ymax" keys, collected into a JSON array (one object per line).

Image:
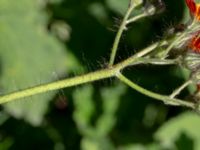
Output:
[
  {"xmin": 73, "ymin": 85, "xmax": 95, "ymax": 136},
  {"xmin": 88, "ymin": 3, "xmax": 108, "ymax": 23},
  {"xmin": 119, "ymin": 144, "xmax": 146, "ymax": 150},
  {"xmin": 106, "ymin": 0, "xmax": 129, "ymax": 15},
  {"xmin": 155, "ymin": 112, "xmax": 200, "ymax": 149},
  {"xmin": 119, "ymin": 143, "xmax": 161, "ymax": 150},
  {"xmin": 73, "ymin": 83, "xmax": 126, "ymax": 150},
  {"xmin": 0, "ymin": 137, "xmax": 13, "ymax": 150},
  {"xmin": 0, "ymin": 0, "xmax": 72, "ymax": 126},
  {"xmin": 96, "ymin": 83, "xmax": 126, "ymax": 137},
  {"xmin": 81, "ymin": 137, "xmax": 114, "ymax": 150},
  {"xmin": 106, "ymin": 0, "xmax": 143, "ymax": 15}
]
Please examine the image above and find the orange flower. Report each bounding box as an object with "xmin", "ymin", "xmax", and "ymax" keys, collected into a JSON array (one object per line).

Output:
[
  {"xmin": 185, "ymin": 0, "xmax": 200, "ymax": 53},
  {"xmin": 188, "ymin": 33, "xmax": 200, "ymax": 53},
  {"xmin": 185, "ymin": 1, "xmax": 200, "ymax": 90},
  {"xmin": 186, "ymin": 0, "xmax": 200, "ymax": 20}
]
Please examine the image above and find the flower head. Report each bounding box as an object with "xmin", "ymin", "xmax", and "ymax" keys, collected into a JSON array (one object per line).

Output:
[
  {"xmin": 185, "ymin": 0, "xmax": 200, "ymax": 53},
  {"xmin": 186, "ymin": 0, "xmax": 200, "ymax": 20},
  {"xmin": 188, "ymin": 32, "xmax": 200, "ymax": 53}
]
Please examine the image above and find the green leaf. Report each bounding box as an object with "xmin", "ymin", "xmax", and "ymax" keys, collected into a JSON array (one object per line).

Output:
[
  {"xmin": 106, "ymin": 0, "xmax": 143, "ymax": 15},
  {"xmin": 95, "ymin": 83, "xmax": 126, "ymax": 137},
  {"xmin": 0, "ymin": 137, "xmax": 13, "ymax": 150},
  {"xmin": 0, "ymin": 0, "xmax": 70, "ymax": 126},
  {"xmin": 88, "ymin": 3, "xmax": 108, "ymax": 22},
  {"xmin": 119, "ymin": 143, "xmax": 161, "ymax": 150},
  {"xmin": 155, "ymin": 112, "xmax": 200, "ymax": 149},
  {"xmin": 119, "ymin": 144, "xmax": 146, "ymax": 150},
  {"xmin": 73, "ymin": 85, "xmax": 95, "ymax": 136},
  {"xmin": 81, "ymin": 137, "xmax": 115, "ymax": 150},
  {"xmin": 73, "ymin": 85, "xmax": 116, "ymax": 150},
  {"xmin": 106, "ymin": 0, "xmax": 130, "ymax": 15}
]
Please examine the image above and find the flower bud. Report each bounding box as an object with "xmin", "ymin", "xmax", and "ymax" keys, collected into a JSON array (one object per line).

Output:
[
  {"xmin": 145, "ymin": 0, "xmax": 165, "ymax": 15},
  {"xmin": 183, "ymin": 52, "xmax": 200, "ymax": 71},
  {"xmin": 129, "ymin": 0, "xmax": 143, "ymax": 7}
]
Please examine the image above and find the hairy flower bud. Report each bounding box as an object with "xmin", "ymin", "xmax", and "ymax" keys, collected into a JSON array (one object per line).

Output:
[
  {"xmin": 129, "ymin": 0, "xmax": 143, "ymax": 7},
  {"xmin": 183, "ymin": 52, "xmax": 200, "ymax": 70},
  {"xmin": 146, "ymin": 0, "xmax": 165, "ymax": 14}
]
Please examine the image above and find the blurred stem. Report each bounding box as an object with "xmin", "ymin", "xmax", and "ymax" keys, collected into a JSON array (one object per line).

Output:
[
  {"xmin": 126, "ymin": 12, "xmax": 148, "ymax": 25},
  {"xmin": 109, "ymin": 5, "xmax": 135, "ymax": 66},
  {"xmin": 161, "ymin": 20, "xmax": 199, "ymax": 58},
  {"xmin": 0, "ymin": 68, "xmax": 117, "ymax": 104},
  {"xmin": 0, "ymin": 42, "xmax": 175, "ymax": 104},
  {"xmin": 134, "ymin": 57, "xmax": 180, "ymax": 65},
  {"xmin": 117, "ymin": 73, "xmax": 195, "ymax": 109},
  {"xmin": 170, "ymin": 80, "xmax": 193, "ymax": 98},
  {"xmin": 162, "ymin": 32, "xmax": 186, "ymax": 58}
]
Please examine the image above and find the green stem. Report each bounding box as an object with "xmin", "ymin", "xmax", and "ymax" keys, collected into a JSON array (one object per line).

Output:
[
  {"xmin": 170, "ymin": 80, "xmax": 192, "ymax": 98},
  {"xmin": 117, "ymin": 73, "xmax": 195, "ymax": 109},
  {"xmin": 109, "ymin": 5, "xmax": 135, "ymax": 66},
  {"xmin": 0, "ymin": 68, "xmax": 117, "ymax": 104},
  {"xmin": 134, "ymin": 57, "xmax": 179, "ymax": 66},
  {"xmin": 162, "ymin": 32, "xmax": 186, "ymax": 58},
  {"xmin": 126, "ymin": 12, "xmax": 148, "ymax": 25},
  {"xmin": 114, "ymin": 42, "xmax": 159, "ymax": 69},
  {"xmin": 0, "ymin": 43, "xmax": 173, "ymax": 104}
]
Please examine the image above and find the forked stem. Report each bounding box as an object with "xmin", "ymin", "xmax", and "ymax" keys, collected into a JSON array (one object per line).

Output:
[
  {"xmin": 117, "ymin": 72, "xmax": 195, "ymax": 109},
  {"xmin": 0, "ymin": 42, "xmax": 175, "ymax": 104}
]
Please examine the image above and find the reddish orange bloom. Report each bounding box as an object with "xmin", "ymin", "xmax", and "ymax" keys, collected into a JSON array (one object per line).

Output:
[
  {"xmin": 186, "ymin": 0, "xmax": 200, "ymax": 53},
  {"xmin": 186, "ymin": 0, "xmax": 200, "ymax": 20},
  {"xmin": 185, "ymin": 0, "xmax": 200, "ymax": 89},
  {"xmin": 188, "ymin": 32, "xmax": 200, "ymax": 53}
]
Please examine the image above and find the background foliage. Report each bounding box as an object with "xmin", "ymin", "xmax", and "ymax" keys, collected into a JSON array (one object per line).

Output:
[{"xmin": 0, "ymin": 0, "xmax": 199, "ymax": 149}]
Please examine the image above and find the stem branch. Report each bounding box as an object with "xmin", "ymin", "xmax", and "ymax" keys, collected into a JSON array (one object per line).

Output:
[
  {"xmin": 0, "ymin": 42, "xmax": 173, "ymax": 104},
  {"xmin": 170, "ymin": 80, "xmax": 193, "ymax": 98},
  {"xmin": 109, "ymin": 5, "xmax": 135, "ymax": 66},
  {"xmin": 117, "ymin": 73, "xmax": 195, "ymax": 109},
  {"xmin": 126, "ymin": 13, "xmax": 148, "ymax": 25}
]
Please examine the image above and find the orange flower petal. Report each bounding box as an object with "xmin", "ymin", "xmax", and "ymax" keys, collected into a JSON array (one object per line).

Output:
[
  {"xmin": 186, "ymin": 0, "xmax": 197, "ymax": 14},
  {"xmin": 186, "ymin": 0, "xmax": 200, "ymax": 20},
  {"xmin": 189, "ymin": 35, "xmax": 200, "ymax": 53}
]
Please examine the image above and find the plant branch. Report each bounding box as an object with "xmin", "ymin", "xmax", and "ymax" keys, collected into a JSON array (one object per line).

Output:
[
  {"xmin": 170, "ymin": 80, "xmax": 193, "ymax": 98},
  {"xmin": 0, "ymin": 68, "xmax": 117, "ymax": 104},
  {"xmin": 162, "ymin": 32, "xmax": 186, "ymax": 58},
  {"xmin": 117, "ymin": 72, "xmax": 195, "ymax": 109},
  {"xmin": 109, "ymin": 5, "xmax": 135, "ymax": 66},
  {"xmin": 134, "ymin": 57, "xmax": 180, "ymax": 66},
  {"xmin": 126, "ymin": 12, "xmax": 148, "ymax": 25},
  {"xmin": 0, "ymin": 42, "xmax": 174, "ymax": 104}
]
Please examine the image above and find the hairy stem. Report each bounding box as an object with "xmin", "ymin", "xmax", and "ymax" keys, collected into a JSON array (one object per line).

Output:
[
  {"xmin": 0, "ymin": 68, "xmax": 117, "ymax": 104},
  {"xmin": 109, "ymin": 5, "xmax": 135, "ymax": 66},
  {"xmin": 162, "ymin": 32, "xmax": 186, "ymax": 58},
  {"xmin": 135, "ymin": 57, "xmax": 179, "ymax": 65},
  {"xmin": 0, "ymin": 42, "xmax": 173, "ymax": 104},
  {"xmin": 117, "ymin": 73, "xmax": 195, "ymax": 109}
]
